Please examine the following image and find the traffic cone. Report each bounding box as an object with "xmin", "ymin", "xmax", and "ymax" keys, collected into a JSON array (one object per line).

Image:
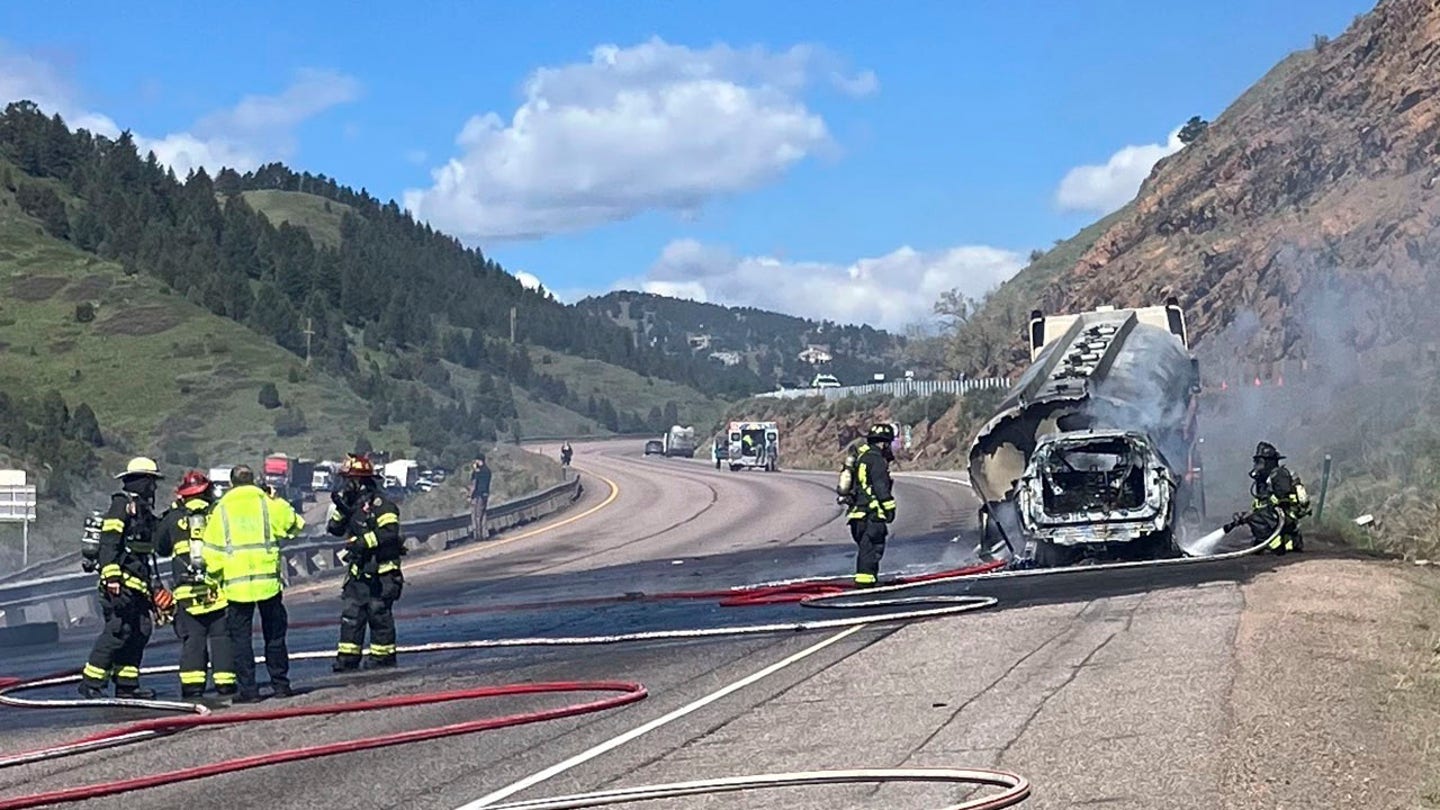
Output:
[{"xmin": 1254, "ymin": 377, "xmax": 1262, "ymax": 387}]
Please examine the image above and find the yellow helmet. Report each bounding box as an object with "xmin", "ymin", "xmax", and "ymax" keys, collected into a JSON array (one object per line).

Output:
[{"xmin": 115, "ymin": 456, "xmax": 164, "ymax": 480}]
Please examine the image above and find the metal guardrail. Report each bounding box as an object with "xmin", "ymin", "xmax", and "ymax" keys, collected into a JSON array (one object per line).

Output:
[
  {"xmin": 754, "ymin": 378, "xmax": 1010, "ymax": 401},
  {"xmin": 0, "ymin": 475, "xmax": 584, "ymax": 632}
]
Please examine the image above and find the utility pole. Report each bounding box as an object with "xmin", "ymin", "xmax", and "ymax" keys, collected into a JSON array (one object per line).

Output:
[
  {"xmin": 303, "ymin": 318, "xmax": 315, "ymax": 367},
  {"xmin": 510, "ymin": 307, "xmax": 516, "ymax": 344}
]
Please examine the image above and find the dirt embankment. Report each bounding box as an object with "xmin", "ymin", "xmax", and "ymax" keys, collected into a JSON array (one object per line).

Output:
[
  {"xmin": 1221, "ymin": 552, "xmax": 1440, "ymax": 808},
  {"xmin": 711, "ymin": 390, "xmax": 1003, "ymax": 474}
]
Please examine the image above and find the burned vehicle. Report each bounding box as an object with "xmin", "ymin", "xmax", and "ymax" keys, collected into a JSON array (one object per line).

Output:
[{"xmin": 968, "ymin": 300, "xmax": 1205, "ymax": 567}]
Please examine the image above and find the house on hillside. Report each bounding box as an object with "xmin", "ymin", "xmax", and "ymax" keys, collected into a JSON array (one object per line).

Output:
[
  {"xmin": 798, "ymin": 344, "xmax": 833, "ymax": 364},
  {"xmin": 688, "ymin": 333, "xmax": 712, "ymax": 351},
  {"xmin": 709, "ymin": 350, "xmax": 743, "ymax": 366}
]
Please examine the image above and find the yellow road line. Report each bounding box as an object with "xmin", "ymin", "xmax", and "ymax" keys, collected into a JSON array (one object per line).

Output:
[{"xmin": 287, "ymin": 468, "xmax": 621, "ymax": 596}]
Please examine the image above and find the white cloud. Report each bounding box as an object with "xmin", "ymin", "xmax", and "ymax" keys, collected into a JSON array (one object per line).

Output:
[
  {"xmin": 402, "ymin": 37, "xmax": 874, "ymax": 242},
  {"xmin": 405, "ymin": 148, "xmax": 429, "ymax": 165},
  {"xmin": 514, "ymin": 270, "xmax": 544, "ymax": 291},
  {"xmin": 0, "ymin": 43, "xmax": 360, "ymax": 177},
  {"xmin": 615, "ymin": 239, "xmax": 1026, "ymax": 331},
  {"xmin": 1055, "ymin": 128, "xmax": 1184, "ymax": 215}
]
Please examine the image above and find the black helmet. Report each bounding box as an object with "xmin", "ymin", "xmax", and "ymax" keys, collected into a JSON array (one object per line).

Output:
[
  {"xmin": 1252, "ymin": 441, "xmax": 1284, "ymax": 462},
  {"xmin": 866, "ymin": 423, "xmax": 896, "ymax": 443}
]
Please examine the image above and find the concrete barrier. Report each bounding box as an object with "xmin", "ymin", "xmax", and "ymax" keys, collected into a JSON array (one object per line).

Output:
[{"xmin": 0, "ymin": 621, "xmax": 59, "ymax": 648}]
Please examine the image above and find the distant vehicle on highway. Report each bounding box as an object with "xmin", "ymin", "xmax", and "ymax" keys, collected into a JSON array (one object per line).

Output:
[
  {"xmin": 811, "ymin": 373, "xmax": 841, "ymax": 388},
  {"xmin": 644, "ymin": 439, "xmax": 665, "ymax": 456}
]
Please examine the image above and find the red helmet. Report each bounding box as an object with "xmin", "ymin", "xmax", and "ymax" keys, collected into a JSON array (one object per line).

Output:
[
  {"xmin": 339, "ymin": 454, "xmax": 379, "ymax": 479},
  {"xmin": 176, "ymin": 470, "xmax": 212, "ymax": 498}
]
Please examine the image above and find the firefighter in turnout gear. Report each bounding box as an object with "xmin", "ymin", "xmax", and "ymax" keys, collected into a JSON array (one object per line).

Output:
[
  {"xmin": 1226, "ymin": 441, "xmax": 1310, "ymax": 555},
  {"xmin": 845, "ymin": 424, "xmax": 899, "ymax": 587},
  {"xmin": 202, "ymin": 465, "xmax": 305, "ymax": 703},
  {"xmin": 329, "ymin": 454, "xmax": 405, "ymax": 671},
  {"xmin": 156, "ymin": 471, "xmax": 235, "ymax": 698},
  {"xmin": 78, "ymin": 457, "xmax": 167, "ymax": 699}
]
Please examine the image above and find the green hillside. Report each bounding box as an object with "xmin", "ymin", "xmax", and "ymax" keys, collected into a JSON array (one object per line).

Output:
[
  {"xmin": 578, "ymin": 291, "xmax": 903, "ymax": 388},
  {"xmin": 241, "ymin": 189, "xmax": 351, "ymax": 247},
  {"xmin": 0, "ymin": 160, "xmax": 408, "ymax": 461}
]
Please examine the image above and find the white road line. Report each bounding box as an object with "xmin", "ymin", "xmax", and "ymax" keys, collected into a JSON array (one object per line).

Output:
[
  {"xmin": 455, "ymin": 624, "xmax": 869, "ymax": 809},
  {"xmin": 896, "ymin": 472, "xmax": 972, "ymax": 488}
]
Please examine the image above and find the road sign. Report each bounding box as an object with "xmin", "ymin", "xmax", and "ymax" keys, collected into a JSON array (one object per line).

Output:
[{"xmin": 0, "ymin": 481, "xmax": 37, "ymax": 569}]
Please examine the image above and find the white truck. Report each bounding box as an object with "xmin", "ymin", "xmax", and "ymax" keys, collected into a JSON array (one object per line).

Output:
[
  {"xmin": 383, "ymin": 459, "xmax": 420, "ymax": 491},
  {"xmin": 208, "ymin": 466, "xmax": 234, "ymax": 498},
  {"xmin": 663, "ymin": 425, "xmax": 697, "ymax": 458},
  {"xmin": 726, "ymin": 421, "xmax": 779, "ymax": 472}
]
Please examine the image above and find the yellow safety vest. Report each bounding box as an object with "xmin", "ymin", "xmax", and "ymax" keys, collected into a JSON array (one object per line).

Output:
[{"xmin": 201, "ymin": 485, "xmax": 304, "ymax": 603}]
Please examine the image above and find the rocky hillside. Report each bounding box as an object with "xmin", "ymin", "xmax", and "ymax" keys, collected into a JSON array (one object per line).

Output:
[
  {"xmin": 1039, "ymin": 0, "xmax": 1440, "ymax": 376},
  {"xmin": 713, "ymin": 389, "xmax": 1005, "ymax": 473}
]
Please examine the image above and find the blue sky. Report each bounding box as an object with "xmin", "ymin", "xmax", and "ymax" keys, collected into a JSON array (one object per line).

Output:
[{"xmin": 2, "ymin": 0, "xmax": 1371, "ymax": 329}]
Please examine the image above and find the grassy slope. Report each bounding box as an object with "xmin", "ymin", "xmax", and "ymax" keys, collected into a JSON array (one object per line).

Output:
[
  {"xmin": 243, "ymin": 190, "xmax": 725, "ymax": 438},
  {"xmin": 242, "ymin": 189, "xmax": 351, "ymax": 247},
  {"xmin": 529, "ymin": 345, "xmax": 729, "ymax": 432},
  {"xmin": 0, "ymin": 176, "xmax": 567, "ymax": 568}
]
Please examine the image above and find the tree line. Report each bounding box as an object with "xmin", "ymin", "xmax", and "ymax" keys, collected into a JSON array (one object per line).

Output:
[{"xmin": 0, "ymin": 101, "xmax": 767, "ymax": 414}]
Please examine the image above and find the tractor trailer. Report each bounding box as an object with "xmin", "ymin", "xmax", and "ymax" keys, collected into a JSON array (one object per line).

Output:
[{"xmin": 967, "ymin": 299, "xmax": 1205, "ymax": 567}]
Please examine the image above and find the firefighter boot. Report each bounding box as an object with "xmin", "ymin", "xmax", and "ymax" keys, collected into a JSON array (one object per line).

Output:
[
  {"xmin": 114, "ymin": 686, "xmax": 158, "ymax": 700},
  {"xmin": 332, "ymin": 655, "xmax": 361, "ymax": 673}
]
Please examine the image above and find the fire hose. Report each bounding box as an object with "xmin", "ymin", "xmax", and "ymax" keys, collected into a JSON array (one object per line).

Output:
[{"xmin": 0, "ymin": 531, "xmax": 1280, "ymax": 810}]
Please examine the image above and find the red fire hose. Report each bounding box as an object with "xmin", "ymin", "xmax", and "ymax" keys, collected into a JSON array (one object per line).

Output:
[
  {"xmin": 0, "ymin": 561, "xmax": 1006, "ymax": 809},
  {"xmin": 0, "ymin": 681, "xmax": 646, "ymax": 810}
]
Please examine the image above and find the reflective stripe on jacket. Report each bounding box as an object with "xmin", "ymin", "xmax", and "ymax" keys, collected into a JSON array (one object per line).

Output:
[{"xmin": 201, "ymin": 485, "xmax": 304, "ymax": 603}]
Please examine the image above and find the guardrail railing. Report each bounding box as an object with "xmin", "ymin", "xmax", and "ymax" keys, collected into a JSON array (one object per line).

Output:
[
  {"xmin": 0, "ymin": 474, "xmax": 584, "ymax": 633},
  {"xmin": 754, "ymin": 378, "xmax": 1010, "ymax": 401}
]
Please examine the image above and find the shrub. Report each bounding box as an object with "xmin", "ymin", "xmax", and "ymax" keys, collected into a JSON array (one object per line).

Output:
[
  {"xmin": 258, "ymin": 382, "xmax": 281, "ymax": 409},
  {"xmin": 273, "ymin": 406, "xmax": 308, "ymax": 437},
  {"xmin": 74, "ymin": 302, "xmax": 95, "ymax": 323}
]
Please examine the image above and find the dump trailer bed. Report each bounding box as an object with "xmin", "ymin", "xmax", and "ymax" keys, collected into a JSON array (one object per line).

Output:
[{"xmin": 967, "ymin": 302, "xmax": 1203, "ymax": 566}]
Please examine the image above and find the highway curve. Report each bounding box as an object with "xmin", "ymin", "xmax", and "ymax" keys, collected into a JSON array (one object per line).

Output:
[{"xmin": 0, "ymin": 438, "xmax": 1427, "ymax": 809}]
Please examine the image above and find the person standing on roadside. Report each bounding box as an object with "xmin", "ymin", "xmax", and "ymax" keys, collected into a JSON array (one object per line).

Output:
[
  {"xmin": 845, "ymin": 424, "xmax": 898, "ymax": 587},
  {"xmin": 202, "ymin": 464, "xmax": 305, "ymax": 703},
  {"xmin": 156, "ymin": 471, "xmax": 235, "ymax": 698},
  {"xmin": 469, "ymin": 454, "xmax": 492, "ymax": 540},
  {"xmin": 78, "ymin": 457, "xmax": 168, "ymax": 699}
]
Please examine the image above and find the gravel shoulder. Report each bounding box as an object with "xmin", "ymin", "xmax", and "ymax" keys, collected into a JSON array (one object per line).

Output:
[{"xmin": 1219, "ymin": 554, "xmax": 1440, "ymax": 809}]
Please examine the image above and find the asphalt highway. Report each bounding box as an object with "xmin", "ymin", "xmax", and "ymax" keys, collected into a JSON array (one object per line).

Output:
[{"xmin": 0, "ymin": 438, "xmax": 1288, "ymax": 809}]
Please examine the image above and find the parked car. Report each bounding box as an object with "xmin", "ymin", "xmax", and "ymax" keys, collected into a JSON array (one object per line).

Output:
[{"xmin": 644, "ymin": 439, "xmax": 665, "ymax": 456}]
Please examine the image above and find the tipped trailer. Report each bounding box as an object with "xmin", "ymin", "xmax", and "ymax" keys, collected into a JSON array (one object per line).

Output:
[{"xmin": 967, "ymin": 299, "xmax": 1206, "ymax": 568}]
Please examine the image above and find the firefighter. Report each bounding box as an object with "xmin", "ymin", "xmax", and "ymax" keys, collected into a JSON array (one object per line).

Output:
[
  {"xmin": 202, "ymin": 464, "xmax": 305, "ymax": 703},
  {"xmin": 560, "ymin": 441, "xmax": 573, "ymax": 468},
  {"xmin": 79, "ymin": 457, "xmax": 170, "ymax": 699},
  {"xmin": 1226, "ymin": 441, "xmax": 1310, "ymax": 554},
  {"xmin": 328, "ymin": 455, "xmax": 405, "ymax": 671},
  {"xmin": 156, "ymin": 471, "xmax": 235, "ymax": 698},
  {"xmin": 846, "ymin": 424, "xmax": 898, "ymax": 587}
]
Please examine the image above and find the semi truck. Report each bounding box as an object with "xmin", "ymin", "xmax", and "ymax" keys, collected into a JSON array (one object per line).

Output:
[
  {"xmin": 967, "ymin": 299, "xmax": 1205, "ymax": 567},
  {"xmin": 663, "ymin": 425, "xmax": 697, "ymax": 458},
  {"xmin": 726, "ymin": 421, "xmax": 779, "ymax": 472},
  {"xmin": 261, "ymin": 453, "xmax": 312, "ymax": 513}
]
